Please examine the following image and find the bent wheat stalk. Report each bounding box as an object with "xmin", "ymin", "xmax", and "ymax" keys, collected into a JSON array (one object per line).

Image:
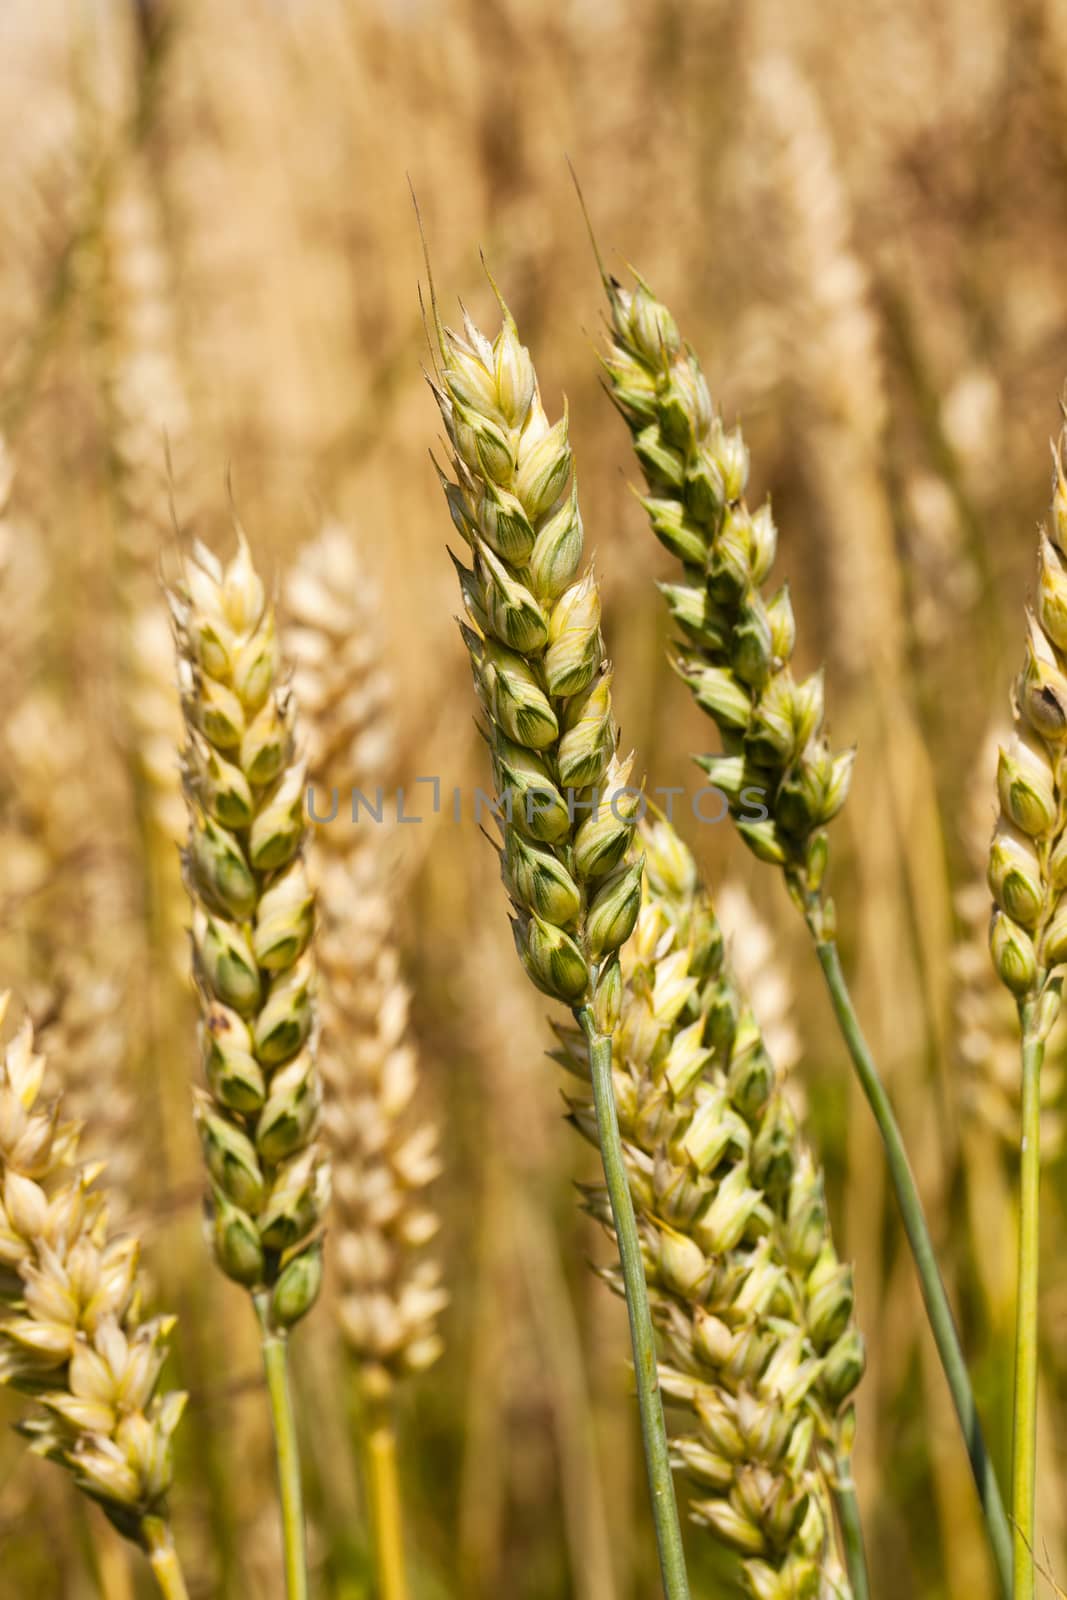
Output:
[
  {"xmin": 170, "ymin": 532, "xmax": 331, "ymax": 1600},
  {"xmin": 597, "ymin": 263, "xmax": 1011, "ymax": 1591},
  {"xmin": 985, "ymin": 427, "xmax": 1067, "ymax": 1600},
  {"xmin": 427, "ymin": 271, "xmax": 690, "ymax": 1598},
  {"xmin": 0, "ymin": 997, "xmax": 188, "ymax": 1599},
  {"xmin": 558, "ymin": 818, "xmax": 866, "ymax": 1600}
]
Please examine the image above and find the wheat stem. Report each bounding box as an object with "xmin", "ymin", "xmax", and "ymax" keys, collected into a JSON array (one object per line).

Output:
[
  {"xmin": 576, "ymin": 1006, "xmax": 690, "ymax": 1600},
  {"xmin": 255, "ymin": 1297, "xmax": 309, "ymax": 1600},
  {"xmin": 362, "ymin": 1395, "xmax": 409, "ymax": 1600},
  {"xmin": 1012, "ymin": 1004, "xmax": 1044, "ymax": 1600},
  {"xmin": 141, "ymin": 1518, "xmax": 191, "ymax": 1600},
  {"xmin": 832, "ymin": 1458, "xmax": 870, "ymax": 1600},
  {"xmin": 812, "ymin": 933, "xmax": 1013, "ymax": 1591}
]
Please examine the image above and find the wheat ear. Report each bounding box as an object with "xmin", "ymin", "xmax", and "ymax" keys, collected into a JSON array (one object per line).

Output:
[
  {"xmin": 985, "ymin": 425, "xmax": 1067, "ymax": 1598},
  {"xmin": 958, "ymin": 731, "xmax": 1065, "ymax": 1156},
  {"xmin": 558, "ymin": 818, "xmax": 864, "ymax": 1599},
  {"xmin": 598, "ymin": 266, "xmax": 1011, "ymax": 1588},
  {"xmin": 170, "ymin": 529, "xmax": 330, "ymax": 1600},
  {"xmin": 286, "ymin": 524, "xmax": 445, "ymax": 1600},
  {"xmin": 0, "ymin": 996, "xmax": 188, "ymax": 1598},
  {"xmin": 428, "ymin": 272, "xmax": 690, "ymax": 1598}
]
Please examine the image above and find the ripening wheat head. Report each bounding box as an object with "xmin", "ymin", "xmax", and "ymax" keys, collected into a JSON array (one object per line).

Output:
[
  {"xmin": 989, "ymin": 427, "xmax": 1067, "ymax": 1011},
  {"xmin": 429, "ymin": 277, "xmax": 642, "ymax": 1023},
  {"xmin": 286, "ymin": 526, "xmax": 445, "ymax": 1393},
  {"xmin": 601, "ymin": 275, "xmax": 853, "ymax": 904},
  {"xmin": 0, "ymin": 995, "xmax": 184, "ymax": 1547},
  {"xmin": 957, "ymin": 729, "xmax": 1065, "ymax": 1152},
  {"xmin": 170, "ymin": 530, "xmax": 329, "ymax": 1332},
  {"xmin": 556, "ymin": 820, "xmax": 863, "ymax": 1600}
]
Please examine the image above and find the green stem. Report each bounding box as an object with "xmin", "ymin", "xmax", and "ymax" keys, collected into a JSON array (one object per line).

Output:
[
  {"xmin": 361, "ymin": 1391, "xmax": 410, "ymax": 1600},
  {"xmin": 576, "ymin": 1006, "xmax": 691, "ymax": 1600},
  {"xmin": 1012, "ymin": 1007, "xmax": 1044, "ymax": 1600},
  {"xmin": 141, "ymin": 1517, "xmax": 191, "ymax": 1600},
  {"xmin": 255, "ymin": 1296, "xmax": 309, "ymax": 1600},
  {"xmin": 832, "ymin": 1455, "xmax": 870, "ymax": 1600},
  {"xmin": 812, "ymin": 934, "xmax": 1013, "ymax": 1596}
]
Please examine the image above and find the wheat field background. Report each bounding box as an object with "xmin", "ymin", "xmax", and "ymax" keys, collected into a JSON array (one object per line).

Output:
[{"xmin": 2, "ymin": 1, "xmax": 1067, "ymax": 1596}]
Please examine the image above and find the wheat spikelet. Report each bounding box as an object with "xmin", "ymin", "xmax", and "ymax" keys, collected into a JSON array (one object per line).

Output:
[
  {"xmin": 285, "ymin": 525, "xmax": 445, "ymax": 1392},
  {"xmin": 0, "ymin": 995, "xmax": 184, "ymax": 1548},
  {"xmin": 170, "ymin": 530, "xmax": 329, "ymax": 1331},
  {"xmin": 557, "ymin": 820, "xmax": 862, "ymax": 1598}
]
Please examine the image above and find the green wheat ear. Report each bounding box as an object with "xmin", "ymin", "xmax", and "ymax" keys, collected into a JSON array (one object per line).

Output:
[
  {"xmin": 169, "ymin": 530, "xmax": 330, "ymax": 1331},
  {"xmin": 428, "ymin": 277, "xmax": 643, "ymax": 1018},
  {"xmin": 600, "ymin": 272, "xmax": 854, "ymax": 912}
]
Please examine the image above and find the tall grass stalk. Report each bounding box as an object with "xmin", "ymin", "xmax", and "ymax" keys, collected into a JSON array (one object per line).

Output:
[
  {"xmin": 360, "ymin": 1393, "xmax": 409, "ymax": 1600},
  {"xmin": 142, "ymin": 1518, "xmax": 192, "ymax": 1600},
  {"xmin": 813, "ymin": 934, "xmax": 1010, "ymax": 1583},
  {"xmin": 577, "ymin": 1008, "xmax": 690, "ymax": 1599},
  {"xmin": 833, "ymin": 1458, "xmax": 870, "ymax": 1600},
  {"xmin": 1012, "ymin": 1010, "xmax": 1044, "ymax": 1600},
  {"xmin": 255, "ymin": 1297, "xmax": 309, "ymax": 1600}
]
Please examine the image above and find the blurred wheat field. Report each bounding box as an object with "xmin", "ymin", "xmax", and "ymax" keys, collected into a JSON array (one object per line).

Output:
[{"xmin": 4, "ymin": 0, "xmax": 1067, "ymax": 1596}]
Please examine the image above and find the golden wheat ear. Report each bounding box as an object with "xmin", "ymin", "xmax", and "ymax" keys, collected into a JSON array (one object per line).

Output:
[
  {"xmin": 284, "ymin": 523, "xmax": 446, "ymax": 1394},
  {"xmin": 0, "ymin": 998, "xmax": 188, "ymax": 1589}
]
